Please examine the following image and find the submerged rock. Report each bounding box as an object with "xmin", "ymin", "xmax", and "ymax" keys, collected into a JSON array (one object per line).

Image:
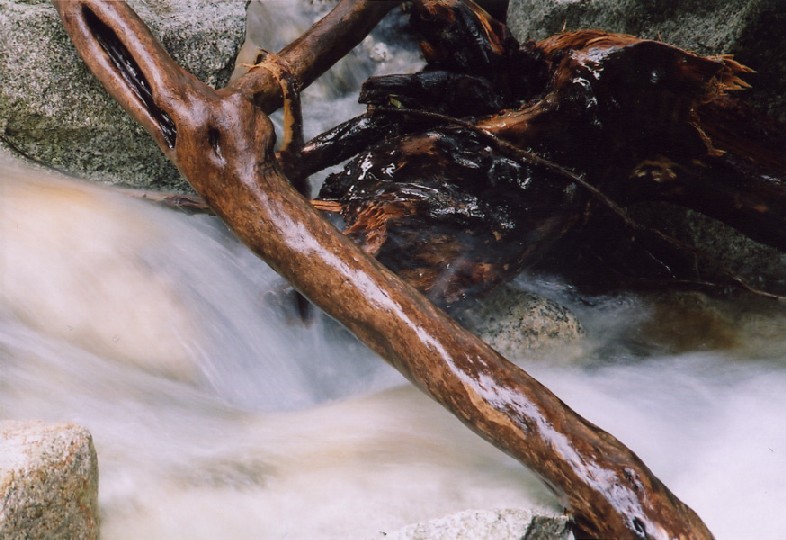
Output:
[
  {"xmin": 506, "ymin": 0, "xmax": 786, "ymax": 122},
  {"xmin": 0, "ymin": 421, "xmax": 99, "ymax": 540},
  {"xmin": 383, "ymin": 508, "xmax": 572, "ymax": 540},
  {"xmin": 0, "ymin": 0, "xmax": 247, "ymax": 190},
  {"xmin": 462, "ymin": 286, "xmax": 584, "ymax": 360}
]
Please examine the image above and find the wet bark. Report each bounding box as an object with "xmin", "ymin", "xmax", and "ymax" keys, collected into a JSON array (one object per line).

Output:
[
  {"xmin": 54, "ymin": 0, "xmax": 715, "ymax": 538},
  {"xmin": 318, "ymin": 126, "xmax": 587, "ymax": 310},
  {"xmin": 315, "ymin": 17, "xmax": 786, "ymax": 303}
]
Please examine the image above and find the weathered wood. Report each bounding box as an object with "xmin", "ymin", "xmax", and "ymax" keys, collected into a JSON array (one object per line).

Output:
[
  {"xmin": 54, "ymin": 1, "xmax": 714, "ymax": 538},
  {"xmin": 637, "ymin": 97, "xmax": 786, "ymax": 253},
  {"xmin": 322, "ymin": 19, "xmax": 785, "ymax": 299},
  {"xmin": 360, "ymin": 71, "xmax": 505, "ymax": 116},
  {"xmin": 232, "ymin": 0, "xmax": 399, "ymax": 114},
  {"xmin": 410, "ymin": 0, "xmax": 547, "ymax": 101},
  {"xmin": 278, "ymin": 113, "xmax": 403, "ymax": 191},
  {"xmin": 318, "ymin": 126, "xmax": 587, "ymax": 310},
  {"xmin": 410, "ymin": 0, "xmax": 518, "ymax": 75}
]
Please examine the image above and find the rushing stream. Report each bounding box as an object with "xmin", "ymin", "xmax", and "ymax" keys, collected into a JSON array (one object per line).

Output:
[{"xmin": 2, "ymin": 1, "xmax": 786, "ymax": 538}]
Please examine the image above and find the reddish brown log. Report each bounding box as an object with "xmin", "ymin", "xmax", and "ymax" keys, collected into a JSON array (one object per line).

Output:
[{"xmin": 53, "ymin": 1, "xmax": 713, "ymax": 538}]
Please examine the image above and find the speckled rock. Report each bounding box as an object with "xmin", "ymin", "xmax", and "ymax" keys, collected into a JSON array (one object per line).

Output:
[
  {"xmin": 507, "ymin": 0, "xmax": 786, "ymax": 122},
  {"xmin": 383, "ymin": 508, "xmax": 572, "ymax": 540},
  {"xmin": 463, "ymin": 286, "xmax": 584, "ymax": 360},
  {"xmin": 0, "ymin": 0, "xmax": 247, "ymax": 190},
  {"xmin": 631, "ymin": 202, "xmax": 786, "ymax": 296},
  {"xmin": 0, "ymin": 421, "xmax": 99, "ymax": 540}
]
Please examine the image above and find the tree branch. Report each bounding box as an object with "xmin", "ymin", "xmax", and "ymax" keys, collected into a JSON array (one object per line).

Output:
[
  {"xmin": 228, "ymin": 0, "xmax": 398, "ymax": 113},
  {"xmin": 53, "ymin": 1, "xmax": 713, "ymax": 537}
]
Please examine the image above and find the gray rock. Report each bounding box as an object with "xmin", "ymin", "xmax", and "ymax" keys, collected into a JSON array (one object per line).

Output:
[
  {"xmin": 0, "ymin": 420, "xmax": 99, "ymax": 540},
  {"xmin": 0, "ymin": 0, "xmax": 248, "ymax": 190},
  {"xmin": 463, "ymin": 286, "xmax": 584, "ymax": 360},
  {"xmin": 506, "ymin": 0, "xmax": 786, "ymax": 121},
  {"xmin": 382, "ymin": 508, "xmax": 572, "ymax": 540},
  {"xmin": 631, "ymin": 202, "xmax": 786, "ymax": 295}
]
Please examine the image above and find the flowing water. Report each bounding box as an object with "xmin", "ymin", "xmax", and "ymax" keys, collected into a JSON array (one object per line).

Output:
[{"xmin": 2, "ymin": 2, "xmax": 786, "ymax": 538}]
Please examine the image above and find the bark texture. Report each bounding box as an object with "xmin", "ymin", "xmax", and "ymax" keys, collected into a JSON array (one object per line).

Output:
[{"xmin": 54, "ymin": 1, "xmax": 715, "ymax": 538}]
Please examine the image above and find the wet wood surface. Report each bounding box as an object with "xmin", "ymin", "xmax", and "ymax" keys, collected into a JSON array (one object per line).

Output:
[
  {"xmin": 53, "ymin": 0, "xmax": 727, "ymax": 537},
  {"xmin": 314, "ymin": 16, "xmax": 786, "ymax": 302}
]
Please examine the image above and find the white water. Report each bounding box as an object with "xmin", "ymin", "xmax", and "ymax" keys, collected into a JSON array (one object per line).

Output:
[
  {"xmin": 2, "ymin": 2, "xmax": 786, "ymax": 538},
  {"xmin": 0, "ymin": 163, "xmax": 556, "ymax": 539}
]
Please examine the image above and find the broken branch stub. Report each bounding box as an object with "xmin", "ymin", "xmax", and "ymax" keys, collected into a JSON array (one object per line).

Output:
[{"xmin": 54, "ymin": 1, "xmax": 712, "ymax": 538}]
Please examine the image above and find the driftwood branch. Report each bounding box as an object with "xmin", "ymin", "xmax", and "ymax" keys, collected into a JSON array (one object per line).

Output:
[
  {"xmin": 229, "ymin": 0, "xmax": 398, "ymax": 114},
  {"xmin": 54, "ymin": 1, "xmax": 713, "ymax": 538}
]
